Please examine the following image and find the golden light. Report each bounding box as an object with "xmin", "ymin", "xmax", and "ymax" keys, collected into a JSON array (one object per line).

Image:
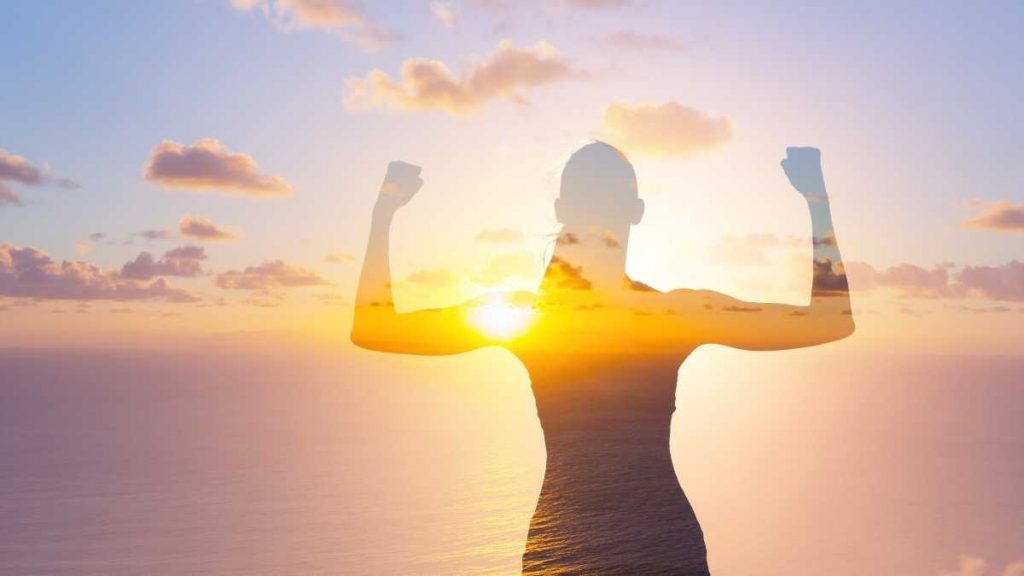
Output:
[{"xmin": 469, "ymin": 297, "xmax": 535, "ymax": 341}]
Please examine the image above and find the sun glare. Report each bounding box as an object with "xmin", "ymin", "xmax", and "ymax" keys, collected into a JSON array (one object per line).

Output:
[{"xmin": 469, "ymin": 298, "xmax": 535, "ymax": 341}]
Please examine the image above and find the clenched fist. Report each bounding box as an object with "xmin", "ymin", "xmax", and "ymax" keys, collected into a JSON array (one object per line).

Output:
[
  {"xmin": 375, "ymin": 161, "xmax": 423, "ymax": 216},
  {"xmin": 781, "ymin": 147, "xmax": 827, "ymax": 200}
]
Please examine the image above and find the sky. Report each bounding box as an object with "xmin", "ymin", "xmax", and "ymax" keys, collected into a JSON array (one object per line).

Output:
[
  {"xmin": 1, "ymin": 0, "xmax": 1022, "ymax": 351},
  {"xmin": 1, "ymin": 2, "xmax": 1023, "ymax": 574}
]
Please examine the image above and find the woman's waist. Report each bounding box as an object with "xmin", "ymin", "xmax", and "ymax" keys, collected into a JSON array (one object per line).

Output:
[{"xmin": 534, "ymin": 393, "xmax": 676, "ymax": 430}]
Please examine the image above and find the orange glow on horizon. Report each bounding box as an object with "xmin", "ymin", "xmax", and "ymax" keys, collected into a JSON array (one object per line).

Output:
[{"xmin": 468, "ymin": 296, "xmax": 536, "ymax": 341}]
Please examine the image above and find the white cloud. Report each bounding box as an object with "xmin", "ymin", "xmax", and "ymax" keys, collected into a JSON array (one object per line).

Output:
[{"xmin": 344, "ymin": 40, "xmax": 573, "ymax": 116}]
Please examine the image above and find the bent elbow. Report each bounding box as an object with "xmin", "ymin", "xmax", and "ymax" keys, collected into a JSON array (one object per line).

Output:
[
  {"xmin": 830, "ymin": 314, "xmax": 856, "ymax": 343},
  {"xmin": 350, "ymin": 328, "xmax": 379, "ymax": 351}
]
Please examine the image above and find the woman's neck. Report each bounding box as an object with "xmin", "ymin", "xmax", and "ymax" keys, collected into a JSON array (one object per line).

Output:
[{"xmin": 550, "ymin": 225, "xmax": 631, "ymax": 289}]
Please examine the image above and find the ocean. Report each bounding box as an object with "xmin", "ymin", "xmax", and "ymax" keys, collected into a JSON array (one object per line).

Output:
[{"xmin": 1, "ymin": 346, "xmax": 1021, "ymax": 575}]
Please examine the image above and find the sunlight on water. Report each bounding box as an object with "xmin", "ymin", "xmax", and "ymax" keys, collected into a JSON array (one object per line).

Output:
[{"xmin": 0, "ymin": 349, "xmax": 1021, "ymax": 575}]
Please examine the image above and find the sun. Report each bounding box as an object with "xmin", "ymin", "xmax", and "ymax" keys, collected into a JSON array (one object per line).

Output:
[{"xmin": 468, "ymin": 297, "xmax": 535, "ymax": 341}]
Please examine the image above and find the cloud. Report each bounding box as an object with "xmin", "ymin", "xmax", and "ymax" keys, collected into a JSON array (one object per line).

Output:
[
  {"xmin": 602, "ymin": 101, "xmax": 733, "ymax": 157},
  {"xmin": 594, "ymin": 31, "xmax": 683, "ymax": 52},
  {"xmin": 957, "ymin": 260, "xmax": 1024, "ymax": 301},
  {"xmin": 144, "ymin": 139, "xmax": 292, "ymax": 197},
  {"xmin": 847, "ymin": 261, "xmax": 951, "ymax": 298},
  {"xmin": 813, "ymin": 232, "xmax": 838, "ymax": 246},
  {"xmin": 317, "ymin": 291, "xmax": 350, "ymax": 306},
  {"xmin": 811, "ymin": 258, "xmax": 850, "ymax": 297},
  {"xmin": 543, "ymin": 256, "xmax": 591, "ymax": 290},
  {"xmin": 404, "ymin": 268, "xmax": 456, "ymax": 287},
  {"xmin": 0, "ymin": 244, "xmax": 197, "ymax": 303},
  {"xmin": 431, "ymin": 2, "xmax": 458, "ymax": 27},
  {"xmin": 847, "ymin": 260, "xmax": 1024, "ymax": 302},
  {"xmin": 1004, "ymin": 562, "xmax": 1024, "ymax": 576},
  {"xmin": 325, "ymin": 252, "xmax": 355, "ymax": 263},
  {"xmin": 474, "ymin": 228, "xmax": 524, "ymax": 244},
  {"xmin": 597, "ymin": 229, "xmax": 621, "ymax": 248},
  {"xmin": 178, "ymin": 214, "xmax": 239, "ymax": 242},
  {"xmin": 938, "ymin": 555, "xmax": 1024, "ymax": 576},
  {"xmin": 139, "ymin": 229, "xmax": 175, "ymax": 241},
  {"xmin": 963, "ymin": 200, "xmax": 1024, "ymax": 234},
  {"xmin": 228, "ymin": 0, "xmax": 392, "ymax": 51},
  {"xmin": 939, "ymin": 555, "xmax": 987, "ymax": 576},
  {"xmin": 120, "ymin": 246, "xmax": 207, "ymax": 280},
  {"xmin": 0, "ymin": 149, "xmax": 43, "ymax": 184},
  {"xmin": 344, "ymin": 40, "xmax": 573, "ymax": 116},
  {"xmin": 556, "ymin": 232, "xmax": 580, "ymax": 246},
  {"xmin": 950, "ymin": 304, "xmax": 1016, "ymax": 314},
  {"xmin": 625, "ymin": 278, "xmax": 656, "ymax": 292},
  {"xmin": 216, "ymin": 260, "xmax": 328, "ymax": 290},
  {"xmin": 0, "ymin": 183, "xmax": 21, "ymax": 206},
  {"xmin": 722, "ymin": 305, "xmax": 762, "ymax": 312},
  {"xmin": 0, "ymin": 149, "xmax": 79, "ymax": 206},
  {"xmin": 244, "ymin": 294, "xmax": 286, "ymax": 308}
]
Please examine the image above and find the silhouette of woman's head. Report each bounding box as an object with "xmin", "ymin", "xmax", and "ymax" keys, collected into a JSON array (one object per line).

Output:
[{"xmin": 555, "ymin": 141, "xmax": 645, "ymax": 227}]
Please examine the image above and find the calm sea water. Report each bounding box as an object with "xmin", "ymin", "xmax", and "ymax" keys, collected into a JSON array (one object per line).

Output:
[{"xmin": 1, "ymin": 347, "xmax": 1021, "ymax": 575}]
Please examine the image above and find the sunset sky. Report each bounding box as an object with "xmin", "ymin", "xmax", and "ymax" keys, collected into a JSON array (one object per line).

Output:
[
  {"xmin": 2, "ymin": 2, "xmax": 1023, "ymax": 575},
  {"xmin": 2, "ymin": 0, "xmax": 1022, "ymax": 351}
]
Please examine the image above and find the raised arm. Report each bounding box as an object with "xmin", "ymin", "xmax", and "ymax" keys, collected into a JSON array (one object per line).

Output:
[
  {"xmin": 785, "ymin": 147, "xmax": 852, "ymax": 303},
  {"xmin": 351, "ymin": 162, "xmax": 494, "ymax": 355},
  {"xmin": 683, "ymin": 147, "xmax": 855, "ymax": 351}
]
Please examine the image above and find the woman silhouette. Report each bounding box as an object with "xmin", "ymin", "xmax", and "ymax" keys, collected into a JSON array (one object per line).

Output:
[{"xmin": 352, "ymin": 142, "xmax": 854, "ymax": 575}]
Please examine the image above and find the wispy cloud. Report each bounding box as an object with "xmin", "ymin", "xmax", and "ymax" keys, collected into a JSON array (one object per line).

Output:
[
  {"xmin": 228, "ymin": 0, "xmax": 393, "ymax": 51},
  {"xmin": 0, "ymin": 184, "xmax": 21, "ymax": 206},
  {"xmin": 144, "ymin": 139, "xmax": 292, "ymax": 197},
  {"xmin": 848, "ymin": 260, "xmax": 1024, "ymax": 301},
  {"xmin": 179, "ymin": 214, "xmax": 240, "ymax": 242},
  {"xmin": 431, "ymin": 2, "xmax": 458, "ymax": 27},
  {"xmin": 139, "ymin": 229, "xmax": 175, "ymax": 241},
  {"xmin": 0, "ymin": 149, "xmax": 79, "ymax": 206},
  {"xmin": 324, "ymin": 252, "xmax": 355, "ymax": 264},
  {"xmin": 602, "ymin": 101, "xmax": 733, "ymax": 157},
  {"xmin": 344, "ymin": 40, "xmax": 573, "ymax": 116},
  {"xmin": 963, "ymin": 200, "xmax": 1024, "ymax": 234},
  {"xmin": 216, "ymin": 260, "xmax": 328, "ymax": 290}
]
